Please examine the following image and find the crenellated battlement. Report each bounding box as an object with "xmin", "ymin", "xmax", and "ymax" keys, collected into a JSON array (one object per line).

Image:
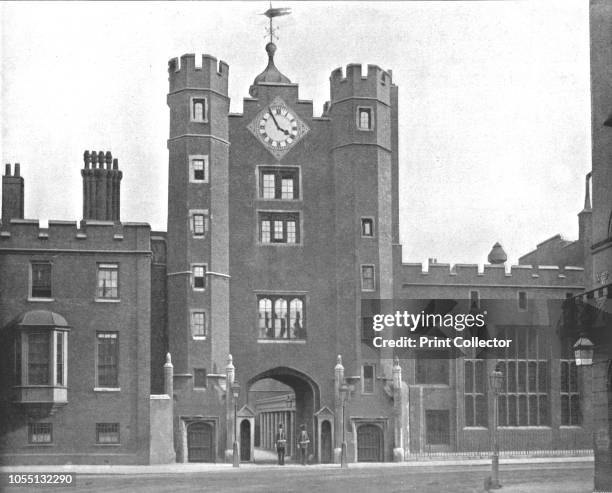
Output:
[
  {"xmin": 398, "ymin": 261, "xmax": 585, "ymax": 288},
  {"xmin": 168, "ymin": 53, "xmax": 229, "ymax": 95},
  {"xmin": 329, "ymin": 63, "xmax": 393, "ymax": 104},
  {"xmin": 0, "ymin": 219, "xmax": 151, "ymax": 252}
]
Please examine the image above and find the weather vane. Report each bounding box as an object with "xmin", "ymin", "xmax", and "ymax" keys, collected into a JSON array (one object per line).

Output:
[{"xmin": 262, "ymin": 2, "xmax": 292, "ymax": 43}]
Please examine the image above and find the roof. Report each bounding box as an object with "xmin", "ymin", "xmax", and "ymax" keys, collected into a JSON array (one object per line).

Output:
[{"xmin": 18, "ymin": 310, "xmax": 70, "ymax": 329}]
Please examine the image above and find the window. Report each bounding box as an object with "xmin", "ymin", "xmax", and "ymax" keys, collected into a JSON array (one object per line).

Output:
[
  {"xmin": 258, "ymin": 167, "xmax": 299, "ymax": 200},
  {"xmin": 498, "ymin": 327, "xmax": 549, "ymax": 426},
  {"xmin": 96, "ymin": 332, "xmax": 119, "ymax": 388},
  {"xmin": 191, "ymin": 212, "xmax": 209, "ymax": 237},
  {"xmin": 259, "ymin": 212, "xmax": 300, "ymax": 244},
  {"xmin": 361, "ymin": 265, "xmax": 375, "ymax": 291},
  {"xmin": 189, "ymin": 156, "xmax": 209, "ymax": 183},
  {"xmin": 192, "ymin": 265, "xmax": 206, "ymax": 289},
  {"xmin": 28, "ymin": 423, "xmax": 52, "ymax": 444},
  {"xmin": 362, "ymin": 365, "xmax": 375, "ymax": 394},
  {"xmin": 464, "ymin": 359, "xmax": 488, "ymax": 427},
  {"xmin": 357, "ymin": 107, "xmax": 373, "ymax": 130},
  {"xmin": 194, "ymin": 368, "xmax": 207, "ymax": 389},
  {"xmin": 56, "ymin": 330, "xmax": 64, "ymax": 386},
  {"xmin": 258, "ymin": 295, "xmax": 306, "ymax": 339},
  {"xmin": 18, "ymin": 331, "xmax": 68, "ymax": 387},
  {"xmin": 425, "ymin": 410, "xmax": 450, "ymax": 445},
  {"xmin": 31, "ymin": 262, "xmax": 52, "ymax": 298},
  {"xmin": 96, "ymin": 423, "xmax": 120, "ymax": 444},
  {"xmin": 191, "ymin": 97, "xmax": 207, "ymax": 122},
  {"xmin": 361, "ymin": 218, "xmax": 374, "ymax": 237},
  {"xmin": 560, "ymin": 360, "xmax": 581, "ymax": 426},
  {"xmin": 416, "ymin": 350, "xmax": 449, "ymax": 384},
  {"xmin": 470, "ymin": 290, "xmax": 480, "ymax": 310},
  {"xmin": 97, "ymin": 264, "xmax": 118, "ymax": 299},
  {"xmin": 191, "ymin": 311, "xmax": 207, "ymax": 338},
  {"xmin": 518, "ymin": 291, "xmax": 527, "ymax": 311}
]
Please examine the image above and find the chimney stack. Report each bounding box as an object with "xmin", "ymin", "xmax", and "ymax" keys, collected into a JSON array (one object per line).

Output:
[
  {"xmin": 81, "ymin": 150, "xmax": 123, "ymax": 222},
  {"xmin": 2, "ymin": 163, "xmax": 25, "ymax": 225}
]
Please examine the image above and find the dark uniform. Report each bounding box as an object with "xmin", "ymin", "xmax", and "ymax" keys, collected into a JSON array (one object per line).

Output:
[
  {"xmin": 276, "ymin": 425, "xmax": 287, "ymax": 465},
  {"xmin": 298, "ymin": 425, "xmax": 310, "ymax": 465}
]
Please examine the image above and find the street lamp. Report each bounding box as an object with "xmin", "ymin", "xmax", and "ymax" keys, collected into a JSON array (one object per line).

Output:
[
  {"xmin": 232, "ymin": 381, "xmax": 241, "ymax": 468},
  {"xmin": 573, "ymin": 334, "xmax": 595, "ymax": 367},
  {"xmin": 488, "ymin": 365, "xmax": 504, "ymax": 490},
  {"xmin": 339, "ymin": 382, "xmax": 349, "ymax": 469}
]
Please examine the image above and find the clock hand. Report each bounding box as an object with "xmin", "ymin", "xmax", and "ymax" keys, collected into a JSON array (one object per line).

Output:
[
  {"xmin": 268, "ymin": 108, "xmax": 291, "ymax": 136},
  {"xmin": 268, "ymin": 108, "xmax": 283, "ymax": 130}
]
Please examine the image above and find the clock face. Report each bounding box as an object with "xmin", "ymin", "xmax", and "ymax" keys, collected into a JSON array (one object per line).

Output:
[{"xmin": 247, "ymin": 97, "xmax": 309, "ymax": 160}]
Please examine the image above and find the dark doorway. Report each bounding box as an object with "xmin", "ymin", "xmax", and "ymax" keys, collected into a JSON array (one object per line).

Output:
[
  {"xmin": 240, "ymin": 419, "xmax": 251, "ymax": 461},
  {"xmin": 357, "ymin": 424, "xmax": 383, "ymax": 462},
  {"xmin": 321, "ymin": 420, "xmax": 332, "ymax": 463},
  {"xmin": 187, "ymin": 422, "xmax": 213, "ymax": 462}
]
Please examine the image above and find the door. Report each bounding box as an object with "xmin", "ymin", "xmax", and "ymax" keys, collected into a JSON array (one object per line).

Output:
[
  {"xmin": 321, "ymin": 420, "xmax": 332, "ymax": 463},
  {"xmin": 240, "ymin": 419, "xmax": 251, "ymax": 461},
  {"xmin": 187, "ymin": 422, "xmax": 213, "ymax": 462},
  {"xmin": 357, "ymin": 424, "xmax": 383, "ymax": 462}
]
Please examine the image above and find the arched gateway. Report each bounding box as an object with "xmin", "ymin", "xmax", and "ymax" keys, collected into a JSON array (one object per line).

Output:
[{"xmin": 247, "ymin": 367, "xmax": 320, "ymax": 462}]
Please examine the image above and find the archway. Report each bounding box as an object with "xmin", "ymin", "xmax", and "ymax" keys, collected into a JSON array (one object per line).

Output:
[
  {"xmin": 240, "ymin": 419, "xmax": 251, "ymax": 461},
  {"xmin": 320, "ymin": 420, "xmax": 332, "ymax": 463},
  {"xmin": 247, "ymin": 367, "xmax": 320, "ymax": 462}
]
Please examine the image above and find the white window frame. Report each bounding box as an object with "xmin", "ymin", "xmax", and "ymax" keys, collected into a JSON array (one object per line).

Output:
[
  {"xmin": 95, "ymin": 332, "xmax": 120, "ymax": 390},
  {"xmin": 96, "ymin": 263, "xmax": 120, "ymax": 302},
  {"xmin": 190, "ymin": 310, "xmax": 207, "ymax": 339},
  {"xmin": 361, "ymin": 264, "xmax": 376, "ymax": 292},
  {"xmin": 356, "ymin": 106, "xmax": 374, "ymax": 131},
  {"xmin": 190, "ymin": 97, "xmax": 208, "ymax": 123},
  {"xmin": 19, "ymin": 330, "xmax": 68, "ymax": 388},
  {"xmin": 29, "ymin": 261, "xmax": 54, "ymax": 302},
  {"xmin": 256, "ymin": 165, "xmax": 301, "ymax": 201},
  {"xmin": 189, "ymin": 209, "xmax": 209, "ymax": 238},
  {"xmin": 192, "ymin": 264, "xmax": 207, "ymax": 291},
  {"xmin": 361, "ymin": 217, "xmax": 375, "ymax": 238},
  {"xmin": 189, "ymin": 155, "xmax": 209, "ymax": 184}
]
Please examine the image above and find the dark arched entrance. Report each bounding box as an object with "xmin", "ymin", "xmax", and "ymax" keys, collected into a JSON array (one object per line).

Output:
[
  {"xmin": 321, "ymin": 420, "xmax": 332, "ymax": 463},
  {"xmin": 247, "ymin": 367, "xmax": 320, "ymax": 462},
  {"xmin": 357, "ymin": 424, "xmax": 383, "ymax": 462},
  {"xmin": 240, "ymin": 419, "xmax": 251, "ymax": 461},
  {"xmin": 187, "ymin": 422, "xmax": 214, "ymax": 462}
]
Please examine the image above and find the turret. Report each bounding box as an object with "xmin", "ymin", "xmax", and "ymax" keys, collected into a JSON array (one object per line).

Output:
[
  {"xmin": 166, "ymin": 52, "xmax": 230, "ymax": 376},
  {"xmin": 327, "ymin": 63, "xmax": 399, "ymax": 376},
  {"xmin": 578, "ymin": 172, "xmax": 593, "ymax": 286},
  {"xmin": 2, "ymin": 163, "xmax": 24, "ymax": 225}
]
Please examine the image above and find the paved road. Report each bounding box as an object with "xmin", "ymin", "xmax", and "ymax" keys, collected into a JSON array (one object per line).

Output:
[{"xmin": 3, "ymin": 462, "xmax": 593, "ymax": 493}]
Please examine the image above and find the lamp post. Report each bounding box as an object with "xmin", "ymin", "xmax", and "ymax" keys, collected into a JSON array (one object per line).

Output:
[
  {"xmin": 339, "ymin": 382, "xmax": 349, "ymax": 468},
  {"xmin": 489, "ymin": 365, "xmax": 504, "ymax": 489},
  {"xmin": 232, "ymin": 381, "xmax": 241, "ymax": 468},
  {"xmin": 573, "ymin": 334, "xmax": 595, "ymax": 367}
]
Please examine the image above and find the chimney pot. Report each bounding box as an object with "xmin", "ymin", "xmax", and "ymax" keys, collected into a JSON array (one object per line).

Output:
[
  {"xmin": 4, "ymin": 164, "xmax": 10, "ymax": 176},
  {"xmin": 112, "ymin": 158, "xmax": 118, "ymax": 170},
  {"xmin": 14, "ymin": 163, "xmax": 20, "ymax": 177},
  {"xmin": 97, "ymin": 151, "xmax": 104, "ymax": 168}
]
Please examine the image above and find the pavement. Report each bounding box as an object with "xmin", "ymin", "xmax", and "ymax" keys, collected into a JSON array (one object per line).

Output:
[{"xmin": 0, "ymin": 460, "xmax": 595, "ymax": 493}]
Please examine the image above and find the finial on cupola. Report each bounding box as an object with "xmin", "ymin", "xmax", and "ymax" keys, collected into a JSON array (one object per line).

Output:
[{"xmin": 487, "ymin": 242, "xmax": 507, "ymax": 265}]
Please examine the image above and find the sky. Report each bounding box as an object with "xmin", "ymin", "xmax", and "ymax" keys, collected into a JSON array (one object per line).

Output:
[{"xmin": 0, "ymin": 1, "xmax": 591, "ymax": 266}]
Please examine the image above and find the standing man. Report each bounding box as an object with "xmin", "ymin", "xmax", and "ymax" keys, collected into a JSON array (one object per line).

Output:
[
  {"xmin": 298, "ymin": 424, "xmax": 310, "ymax": 465},
  {"xmin": 276, "ymin": 423, "xmax": 287, "ymax": 465}
]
